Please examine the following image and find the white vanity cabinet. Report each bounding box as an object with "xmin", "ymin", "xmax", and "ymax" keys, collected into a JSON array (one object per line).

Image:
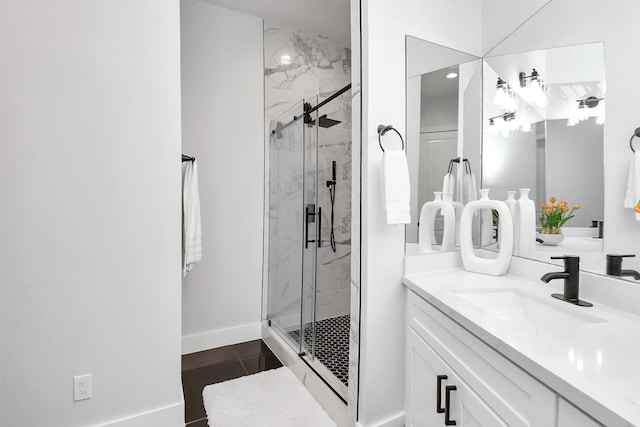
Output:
[
  {"xmin": 407, "ymin": 327, "xmax": 507, "ymax": 426},
  {"xmin": 406, "ymin": 290, "xmax": 603, "ymax": 427}
]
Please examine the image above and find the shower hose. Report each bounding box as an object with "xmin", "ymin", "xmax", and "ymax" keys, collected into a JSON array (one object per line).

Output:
[{"xmin": 327, "ymin": 160, "xmax": 337, "ymax": 253}]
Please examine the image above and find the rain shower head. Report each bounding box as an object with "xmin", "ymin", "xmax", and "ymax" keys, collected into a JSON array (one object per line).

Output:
[{"xmin": 311, "ymin": 114, "xmax": 341, "ymax": 128}]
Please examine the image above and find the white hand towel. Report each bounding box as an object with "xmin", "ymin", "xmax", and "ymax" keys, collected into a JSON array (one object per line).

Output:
[
  {"xmin": 382, "ymin": 150, "xmax": 411, "ymax": 225},
  {"xmin": 463, "ymin": 172, "xmax": 478, "ymax": 204},
  {"xmin": 442, "ymin": 173, "xmax": 455, "ymax": 201},
  {"xmin": 183, "ymin": 160, "xmax": 202, "ymax": 276},
  {"xmin": 624, "ymin": 152, "xmax": 640, "ymax": 223}
]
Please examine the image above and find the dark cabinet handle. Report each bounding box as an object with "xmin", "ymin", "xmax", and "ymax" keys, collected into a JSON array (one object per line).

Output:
[
  {"xmin": 444, "ymin": 385, "xmax": 457, "ymax": 426},
  {"xmin": 436, "ymin": 375, "xmax": 447, "ymax": 413}
]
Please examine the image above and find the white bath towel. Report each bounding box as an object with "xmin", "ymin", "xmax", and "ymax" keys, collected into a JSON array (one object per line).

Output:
[
  {"xmin": 183, "ymin": 160, "xmax": 202, "ymax": 276},
  {"xmin": 624, "ymin": 152, "xmax": 640, "ymax": 223},
  {"xmin": 442, "ymin": 172, "xmax": 455, "ymax": 201},
  {"xmin": 382, "ymin": 150, "xmax": 411, "ymax": 225},
  {"xmin": 462, "ymin": 172, "xmax": 478, "ymax": 204}
]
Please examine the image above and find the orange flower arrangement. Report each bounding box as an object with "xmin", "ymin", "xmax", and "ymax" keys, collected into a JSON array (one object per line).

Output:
[
  {"xmin": 635, "ymin": 201, "xmax": 640, "ymax": 214},
  {"xmin": 539, "ymin": 197, "xmax": 580, "ymax": 234}
]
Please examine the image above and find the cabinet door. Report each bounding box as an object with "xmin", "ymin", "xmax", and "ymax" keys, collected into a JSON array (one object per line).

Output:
[
  {"xmin": 406, "ymin": 326, "xmax": 445, "ymax": 426},
  {"xmin": 407, "ymin": 327, "xmax": 508, "ymax": 427}
]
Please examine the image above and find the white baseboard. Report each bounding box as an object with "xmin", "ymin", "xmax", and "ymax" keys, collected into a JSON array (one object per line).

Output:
[
  {"xmin": 356, "ymin": 411, "xmax": 405, "ymax": 427},
  {"xmin": 97, "ymin": 401, "xmax": 184, "ymax": 427},
  {"xmin": 182, "ymin": 322, "xmax": 262, "ymax": 355}
]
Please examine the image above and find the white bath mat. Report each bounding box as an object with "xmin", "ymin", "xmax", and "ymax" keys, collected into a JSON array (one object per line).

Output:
[{"xmin": 202, "ymin": 367, "xmax": 337, "ymax": 427}]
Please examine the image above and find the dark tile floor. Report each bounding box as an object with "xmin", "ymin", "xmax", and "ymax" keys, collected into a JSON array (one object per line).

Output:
[{"xmin": 182, "ymin": 339, "xmax": 283, "ymax": 426}]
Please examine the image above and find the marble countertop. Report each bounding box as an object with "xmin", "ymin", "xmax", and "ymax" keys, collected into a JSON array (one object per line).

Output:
[{"xmin": 403, "ymin": 266, "xmax": 640, "ymax": 427}]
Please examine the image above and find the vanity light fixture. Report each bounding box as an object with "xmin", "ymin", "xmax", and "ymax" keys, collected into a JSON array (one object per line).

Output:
[
  {"xmin": 494, "ymin": 77, "xmax": 516, "ymax": 112},
  {"xmin": 567, "ymin": 96, "xmax": 605, "ymax": 126},
  {"xmin": 519, "ymin": 68, "xmax": 547, "ymax": 107},
  {"xmin": 488, "ymin": 111, "xmax": 531, "ymax": 136},
  {"xmin": 488, "ymin": 112, "xmax": 516, "ymax": 136}
]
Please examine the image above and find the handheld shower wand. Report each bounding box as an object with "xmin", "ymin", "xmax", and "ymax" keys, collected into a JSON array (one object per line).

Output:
[{"xmin": 326, "ymin": 161, "xmax": 337, "ymax": 252}]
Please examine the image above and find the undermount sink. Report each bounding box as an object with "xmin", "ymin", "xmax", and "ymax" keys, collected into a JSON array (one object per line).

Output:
[{"xmin": 452, "ymin": 289, "xmax": 606, "ymax": 328}]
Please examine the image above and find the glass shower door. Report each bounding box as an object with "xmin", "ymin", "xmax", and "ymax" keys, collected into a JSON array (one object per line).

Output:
[
  {"xmin": 266, "ymin": 100, "xmax": 305, "ymax": 343},
  {"xmin": 266, "ymin": 95, "xmax": 348, "ymax": 400},
  {"xmin": 301, "ymin": 98, "xmax": 319, "ymax": 359},
  {"xmin": 266, "ymin": 99, "xmax": 318, "ymax": 357}
]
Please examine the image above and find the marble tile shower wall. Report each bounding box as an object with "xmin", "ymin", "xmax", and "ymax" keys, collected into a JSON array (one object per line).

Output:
[{"xmin": 265, "ymin": 25, "xmax": 352, "ymax": 322}]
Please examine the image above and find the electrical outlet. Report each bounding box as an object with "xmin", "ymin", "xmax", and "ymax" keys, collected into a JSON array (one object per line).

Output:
[{"xmin": 73, "ymin": 374, "xmax": 92, "ymax": 402}]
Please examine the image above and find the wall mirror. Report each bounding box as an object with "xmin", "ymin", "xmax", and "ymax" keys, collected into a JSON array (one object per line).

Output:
[
  {"xmin": 405, "ymin": 36, "xmax": 482, "ymax": 255},
  {"xmin": 483, "ymin": 42, "xmax": 605, "ymax": 260},
  {"xmin": 405, "ymin": 33, "xmax": 615, "ymax": 279}
]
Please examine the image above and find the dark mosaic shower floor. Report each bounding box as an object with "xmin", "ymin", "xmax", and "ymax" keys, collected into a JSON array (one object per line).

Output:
[{"xmin": 287, "ymin": 314, "xmax": 350, "ymax": 387}]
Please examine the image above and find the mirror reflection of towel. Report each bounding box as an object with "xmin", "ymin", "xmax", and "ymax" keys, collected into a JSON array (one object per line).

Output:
[
  {"xmin": 442, "ymin": 173, "xmax": 455, "ymax": 200},
  {"xmin": 183, "ymin": 160, "xmax": 202, "ymax": 276},
  {"xmin": 624, "ymin": 153, "xmax": 640, "ymax": 223},
  {"xmin": 462, "ymin": 172, "xmax": 478, "ymax": 204}
]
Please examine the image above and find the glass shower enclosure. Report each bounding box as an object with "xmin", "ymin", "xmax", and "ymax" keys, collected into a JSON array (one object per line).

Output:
[{"xmin": 266, "ymin": 86, "xmax": 351, "ymax": 400}]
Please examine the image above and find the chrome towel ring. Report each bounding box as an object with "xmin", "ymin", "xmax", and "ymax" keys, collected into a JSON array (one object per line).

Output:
[
  {"xmin": 377, "ymin": 125, "xmax": 405, "ymax": 152},
  {"xmin": 630, "ymin": 127, "xmax": 640, "ymax": 153}
]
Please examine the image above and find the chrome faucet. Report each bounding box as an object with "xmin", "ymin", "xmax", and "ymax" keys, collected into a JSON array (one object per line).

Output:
[
  {"xmin": 540, "ymin": 256, "xmax": 593, "ymax": 307},
  {"xmin": 606, "ymin": 254, "xmax": 640, "ymax": 280}
]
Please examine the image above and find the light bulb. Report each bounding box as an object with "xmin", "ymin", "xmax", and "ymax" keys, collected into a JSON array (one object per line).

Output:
[
  {"xmin": 280, "ymin": 54, "xmax": 291, "ymax": 65},
  {"xmin": 596, "ymin": 110, "xmax": 605, "ymax": 125},
  {"xmin": 519, "ymin": 122, "xmax": 532, "ymax": 133}
]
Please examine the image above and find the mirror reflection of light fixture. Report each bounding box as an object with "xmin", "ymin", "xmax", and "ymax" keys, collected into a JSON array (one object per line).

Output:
[
  {"xmin": 488, "ymin": 111, "xmax": 531, "ymax": 136},
  {"xmin": 519, "ymin": 68, "xmax": 547, "ymax": 107},
  {"xmin": 494, "ymin": 77, "xmax": 516, "ymax": 112},
  {"xmin": 567, "ymin": 96, "xmax": 605, "ymax": 126}
]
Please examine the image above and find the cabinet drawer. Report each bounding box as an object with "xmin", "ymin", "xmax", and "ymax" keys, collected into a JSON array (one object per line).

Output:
[{"xmin": 408, "ymin": 291, "xmax": 556, "ymax": 427}]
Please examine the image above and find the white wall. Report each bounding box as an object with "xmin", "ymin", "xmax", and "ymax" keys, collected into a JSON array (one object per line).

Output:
[
  {"xmin": 485, "ymin": 0, "xmax": 640, "ymax": 270},
  {"xmin": 180, "ymin": 0, "xmax": 265, "ymax": 353},
  {"xmin": 0, "ymin": 1, "xmax": 183, "ymax": 426},
  {"xmin": 357, "ymin": 0, "xmax": 482, "ymax": 425}
]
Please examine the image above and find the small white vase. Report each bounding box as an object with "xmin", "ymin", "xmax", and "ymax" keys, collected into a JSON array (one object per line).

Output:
[
  {"xmin": 418, "ymin": 192, "xmax": 456, "ymax": 253},
  {"xmin": 505, "ymin": 191, "xmax": 520, "ymax": 255},
  {"xmin": 460, "ymin": 189, "xmax": 513, "ymax": 276},
  {"xmin": 516, "ymin": 188, "xmax": 536, "ymax": 257},
  {"xmin": 536, "ymin": 231, "xmax": 565, "ymax": 246}
]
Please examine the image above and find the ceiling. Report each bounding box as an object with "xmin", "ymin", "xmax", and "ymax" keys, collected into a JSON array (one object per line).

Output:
[
  {"xmin": 201, "ymin": 0, "xmax": 351, "ymax": 44},
  {"xmin": 421, "ymin": 66, "xmax": 460, "ymax": 99}
]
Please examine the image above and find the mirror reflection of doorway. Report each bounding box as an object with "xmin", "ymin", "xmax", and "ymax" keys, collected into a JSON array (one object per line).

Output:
[{"xmin": 419, "ymin": 131, "xmax": 457, "ymax": 244}]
